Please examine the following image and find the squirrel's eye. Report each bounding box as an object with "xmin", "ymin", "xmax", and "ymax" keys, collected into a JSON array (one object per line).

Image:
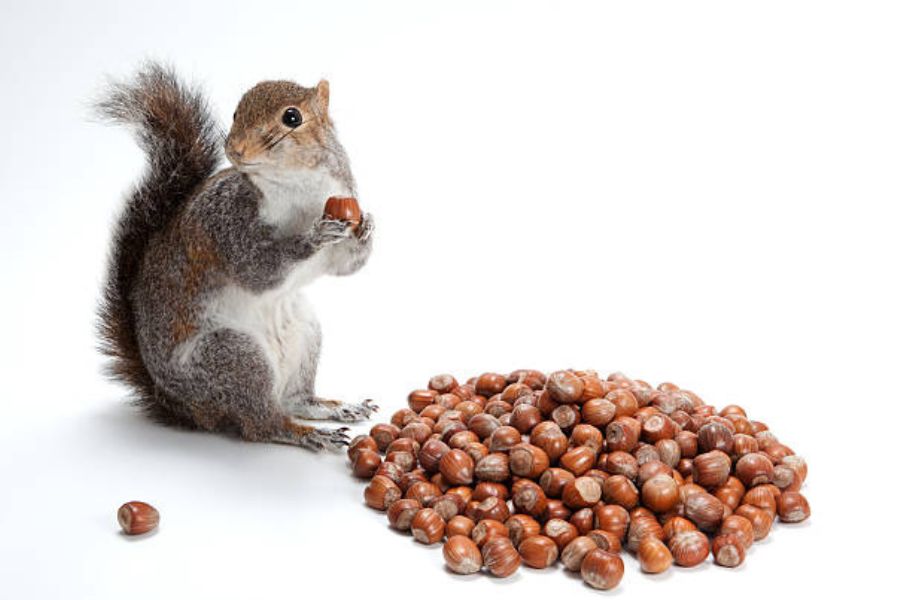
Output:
[
  {"xmin": 233, "ymin": 111, "xmax": 237, "ymax": 121},
  {"xmin": 282, "ymin": 107, "xmax": 302, "ymax": 128}
]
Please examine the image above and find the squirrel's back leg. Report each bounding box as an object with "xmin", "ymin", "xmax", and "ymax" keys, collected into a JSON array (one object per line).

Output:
[
  {"xmin": 278, "ymin": 303, "xmax": 378, "ymax": 423},
  {"xmin": 173, "ymin": 328, "xmax": 349, "ymax": 450}
]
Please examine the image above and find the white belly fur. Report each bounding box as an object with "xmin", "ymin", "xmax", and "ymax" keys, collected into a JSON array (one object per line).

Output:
[{"xmin": 193, "ymin": 165, "xmax": 349, "ymax": 398}]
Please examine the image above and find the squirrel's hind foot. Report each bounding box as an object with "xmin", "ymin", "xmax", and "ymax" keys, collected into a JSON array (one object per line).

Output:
[{"xmin": 273, "ymin": 419, "xmax": 351, "ymax": 451}]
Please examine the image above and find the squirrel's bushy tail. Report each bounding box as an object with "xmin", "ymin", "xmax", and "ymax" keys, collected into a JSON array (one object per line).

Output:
[{"xmin": 95, "ymin": 62, "xmax": 220, "ymax": 424}]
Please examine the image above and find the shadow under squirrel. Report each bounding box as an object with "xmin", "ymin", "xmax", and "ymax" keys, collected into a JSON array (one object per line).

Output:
[{"xmin": 96, "ymin": 62, "xmax": 375, "ymax": 451}]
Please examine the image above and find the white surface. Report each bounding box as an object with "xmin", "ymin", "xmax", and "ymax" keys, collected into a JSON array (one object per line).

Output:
[{"xmin": 0, "ymin": 0, "xmax": 897, "ymax": 597}]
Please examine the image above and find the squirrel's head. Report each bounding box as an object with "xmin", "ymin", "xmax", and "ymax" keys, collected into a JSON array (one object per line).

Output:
[{"xmin": 225, "ymin": 79, "xmax": 333, "ymax": 172}]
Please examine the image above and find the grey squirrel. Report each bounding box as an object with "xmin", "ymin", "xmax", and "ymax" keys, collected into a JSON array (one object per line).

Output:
[{"xmin": 96, "ymin": 62, "xmax": 376, "ymax": 450}]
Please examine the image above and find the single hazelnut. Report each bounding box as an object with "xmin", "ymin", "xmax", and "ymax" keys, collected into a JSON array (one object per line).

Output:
[
  {"xmin": 776, "ymin": 491, "xmax": 811, "ymax": 523},
  {"xmin": 117, "ymin": 501, "xmax": 159, "ymax": 535},
  {"xmin": 475, "ymin": 372, "xmax": 507, "ymax": 397},
  {"xmin": 439, "ymin": 449, "xmax": 475, "ymax": 485},
  {"xmin": 540, "ymin": 468, "xmax": 576, "ymax": 498},
  {"xmin": 735, "ymin": 452, "xmax": 775, "ymax": 487},
  {"xmin": 638, "ymin": 536, "xmax": 673, "ymax": 573},
  {"xmin": 408, "ymin": 389, "xmax": 438, "ymax": 413},
  {"xmin": 580, "ymin": 548, "xmax": 625, "ymax": 590},
  {"xmin": 668, "ymin": 530, "xmax": 709, "ymax": 567},
  {"xmin": 509, "ymin": 443, "xmax": 550, "ymax": 479},
  {"xmin": 467, "ymin": 413, "xmax": 501, "ymax": 439},
  {"xmin": 582, "ymin": 398, "xmax": 617, "ymax": 427},
  {"xmin": 506, "ymin": 513, "xmax": 541, "ymax": 547},
  {"xmin": 323, "ymin": 196, "xmax": 361, "ymax": 231},
  {"xmin": 560, "ymin": 535, "xmax": 598, "ymax": 571},
  {"xmin": 488, "ymin": 426, "xmax": 522, "ymax": 453},
  {"xmin": 510, "ymin": 404, "xmax": 542, "ymax": 433},
  {"xmin": 661, "ymin": 516, "xmax": 697, "ymax": 542},
  {"xmin": 593, "ymin": 504, "xmax": 630, "ymax": 541},
  {"xmin": 428, "ymin": 373, "xmax": 458, "ymax": 394},
  {"xmin": 692, "ymin": 450, "xmax": 732, "ymax": 488},
  {"xmin": 561, "ymin": 477, "xmax": 603, "ymax": 509},
  {"xmin": 518, "ymin": 535, "xmax": 559, "ymax": 568},
  {"xmin": 559, "ymin": 446, "xmax": 597, "ymax": 476},
  {"xmin": 375, "ymin": 461, "xmax": 405, "ymax": 485},
  {"xmin": 443, "ymin": 535, "xmax": 483, "ymax": 574},
  {"xmin": 446, "ymin": 515, "xmax": 476, "ymax": 538},
  {"xmin": 684, "ymin": 492, "xmax": 725, "ymax": 532},
  {"xmin": 712, "ymin": 533, "xmax": 746, "ymax": 567},
  {"xmin": 411, "ymin": 508, "xmax": 445, "ymax": 544},
  {"xmin": 641, "ymin": 474, "xmax": 680, "ymax": 513},
  {"xmin": 448, "ymin": 430, "xmax": 479, "ymax": 450},
  {"xmin": 586, "ymin": 529, "xmax": 622, "ymax": 553},
  {"xmin": 532, "ymin": 430, "xmax": 569, "ymax": 462},
  {"xmin": 551, "ymin": 404, "xmax": 581, "ymax": 430},
  {"xmin": 351, "ymin": 449, "xmax": 383, "ymax": 479},
  {"xmin": 473, "ymin": 481, "xmax": 509, "ymax": 502},
  {"xmin": 432, "ymin": 494, "xmax": 466, "ymax": 521},
  {"xmin": 405, "ymin": 481, "xmax": 442, "ymax": 507},
  {"xmin": 719, "ymin": 514, "xmax": 754, "ymax": 549},
  {"xmin": 511, "ymin": 479, "xmax": 548, "ymax": 517},
  {"xmin": 637, "ymin": 459, "xmax": 673, "ymax": 486},
  {"xmin": 543, "ymin": 518, "xmax": 579, "ymax": 550},
  {"xmin": 385, "ymin": 450, "xmax": 415, "ymax": 472},
  {"xmin": 397, "ymin": 468, "xmax": 427, "ymax": 491},
  {"xmin": 364, "ymin": 475, "xmax": 401, "ymax": 510},
  {"xmin": 472, "ymin": 518, "xmax": 509, "ymax": 547},
  {"xmin": 605, "ymin": 417, "xmax": 641, "ymax": 452},
  {"xmin": 605, "ymin": 389, "xmax": 639, "ymax": 418},
  {"xmin": 547, "ymin": 370, "xmax": 584, "ymax": 404},
  {"xmin": 697, "ymin": 421, "xmax": 734, "ymax": 454},
  {"xmin": 387, "ymin": 499, "xmax": 422, "ymax": 530},
  {"xmin": 482, "ymin": 537, "xmax": 521, "ymax": 577},
  {"xmin": 473, "ymin": 496, "xmax": 511, "ymax": 523},
  {"xmin": 602, "ymin": 475, "xmax": 639, "ymax": 509},
  {"xmin": 474, "ymin": 453, "xmax": 510, "ymax": 482},
  {"xmin": 741, "ymin": 486, "xmax": 777, "ymax": 515}
]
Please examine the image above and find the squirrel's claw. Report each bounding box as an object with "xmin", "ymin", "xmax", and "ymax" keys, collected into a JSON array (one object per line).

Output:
[
  {"xmin": 357, "ymin": 213, "xmax": 375, "ymax": 243},
  {"xmin": 313, "ymin": 218, "xmax": 353, "ymax": 246},
  {"xmin": 333, "ymin": 399, "xmax": 378, "ymax": 422}
]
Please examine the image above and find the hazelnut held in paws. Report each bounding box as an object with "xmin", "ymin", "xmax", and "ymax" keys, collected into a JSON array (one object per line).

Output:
[{"xmin": 95, "ymin": 62, "xmax": 376, "ymax": 450}]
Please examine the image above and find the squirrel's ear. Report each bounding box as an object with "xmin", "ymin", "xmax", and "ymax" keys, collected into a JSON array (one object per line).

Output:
[{"xmin": 315, "ymin": 79, "xmax": 330, "ymax": 115}]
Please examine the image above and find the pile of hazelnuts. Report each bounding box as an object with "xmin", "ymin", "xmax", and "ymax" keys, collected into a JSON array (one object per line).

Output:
[{"xmin": 347, "ymin": 370, "xmax": 810, "ymax": 590}]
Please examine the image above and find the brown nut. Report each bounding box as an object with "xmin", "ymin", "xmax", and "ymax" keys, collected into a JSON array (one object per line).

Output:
[
  {"xmin": 509, "ymin": 443, "xmax": 550, "ymax": 479},
  {"xmin": 475, "ymin": 373, "xmax": 507, "ymax": 396},
  {"xmin": 776, "ymin": 491, "xmax": 811, "ymax": 523},
  {"xmin": 593, "ymin": 504, "xmax": 630, "ymax": 541},
  {"xmin": 561, "ymin": 477, "xmax": 603, "ymax": 509},
  {"xmin": 117, "ymin": 501, "xmax": 159, "ymax": 535},
  {"xmin": 735, "ymin": 453, "xmax": 775, "ymax": 487},
  {"xmin": 471, "ymin": 518, "xmax": 509, "ymax": 547},
  {"xmin": 543, "ymin": 518, "xmax": 579, "ymax": 550},
  {"xmin": 364, "ymin": 475, "xmax": 401, "ymax": 510},
  {"xmin": 668, "ymin": 530, "xmax": 710, "ymax": 567},
  {"xmin": 418, "ymin": 439, "xmax": 451, "ymax": 473},
  {"xmin": 474, "ymin": 453, "xmax": 510, "ymax": 483},
  {"xmin": 387, "ymin": 499, "xmax": 422, "ymax": 530},
  {"xmin": 347, "ymin": 435, "xmax": 378, "ymax": 461},
  {"xmin": 473, "ymin": 496, "xmax": 511, "ymax": 523},
  {"xmin": 323, "ymin": 196, "xmax": 361, "ymax": 229},
  {"xmin": 697, "ymin": 421, "xmax": 734, "ymax": 454},
  {"xmin": 510, "ymin": 404, "xmax": 543, "ymax": 433},
  {"xmin": 446, "ymin": 515, "xmax": 476, "ymax": 538},
  {"xmin": 408, "ymin": 389, "xmax": 438, "ymax": 412},
  {"xmin": 428, "ymin": 373, "xmax": 459, "ymax": 394},
  {"xmin": 606, "ymin": 417, "xmax": 641, "ymax": 452},
  {"xmin": 712, "ymin": 533, "xmax": 746, "ymax": 567},
  {"xmin": 580, "ymin": 548, "xmax": 625, "ymax": 590},
  {"xmin": 684, "ymin": 492, "xmax": 725, "ymax": 532},
  {"xmin": 473, "ymin": 482, "xmax": 509, "ymax": 502},
  {"xmin": 559, "ymin": 446, "xmax": 597, "ymax": 476},
  {"xmin": 641, "ymin": 474, "xmax": 680, "ymax": 513},
  {"xmin": 582, "ymin": 398, "xmax": 617, "ymax": 427},
  {"xmin": 351, "ymin": 448, "xmax": 382, "ymax": 479},
  {"xmin": 488, "ymin": 426, "xmax": 522, "ymax": 452},
  {"xmin": 506, "ymin": 513, "xmax": 541, "ymax": 547},
  {"xmin": 540, "ymin": 468, "xmax": 576, "ymax": 498},
  {"xmin": 518, "ymin": 534, "xmax": 559, "ymax": 568},
  {"xmin": 482, "ymin": 537, "xmax": 520, "ymax": 577},
  {"xmin": 547, "ymin": 370, "xmax": 584, "ymax": 404},
  {"xmin": 411, "ymin": 508, "xmax": 445, "ymax": 544},
  {"xmin": 405, "ymin": 481, "xmax": 441, "ymax": 507},
  {"xmin": 560, "ymin": 536, "xmax": 598, "ymax": 571},
  {"xmin": 439, "ymin": 449, "xmax": 475, "ymax": 485},
  {"xmin": 443, "ymin": 535, "xmax": 483, "ymax": 574},
  {"xmin": 602, "ymin": 475, "xmax": 639, "ymax": 509},
  {"xmin": 511, "ymin": 479, "xmax": 548, "ymax": 517},
  {"xmin": 467, "ymin": 413, "xmax": 501, "ymax": 439},
  {"xmin": 569, "ymin": 508, "xmax": 595, "ymax": 535},
  {"xmin": 692, "ymin": 450, "xmax": 732, "ymax": 488},
  {"xmin": 719, "ymin": 514, "xmax": 754, "ymax": 549},
  {"xmin": 638, "ymin": 536, "xmax": 673, "ymax": 573}
]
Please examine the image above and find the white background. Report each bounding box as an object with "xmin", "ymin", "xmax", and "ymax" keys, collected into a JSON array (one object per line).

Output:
[{"xmin": 1, "ymin": 0, "xmax": 897, "ymax": 597}]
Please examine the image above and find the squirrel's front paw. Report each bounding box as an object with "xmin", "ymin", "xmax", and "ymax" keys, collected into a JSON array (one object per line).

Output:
[
  {"xmin": 312, "ymin": 217, "xmax": 353, "ymax": 247},
  {"xmin": 357, "ymin": 212, "xmax": 375, "ymax": 243}
]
